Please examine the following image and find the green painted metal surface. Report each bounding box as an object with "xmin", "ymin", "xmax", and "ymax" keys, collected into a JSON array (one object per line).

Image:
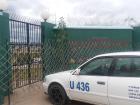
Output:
[
  {"xmin": 42, "ymin": 24, "xmax": 133, "ymax": 75},
  {"xmin": 65, "ymin": 28, "xmax": 133, "ymax": 40},
  {"xmin": 133, "ymin": 26, "xmax": 140, "ymax": 50},
  {"xmin": 0, "ymin": 12, "xmax": 10, "ymax": 105},
  {"xmin": 41, "ymin": 22, "xmax": 56, "ymax": 41},
  {"xmin": 41, "ymin": 22, "xmax": 56, "ymax": 76}
]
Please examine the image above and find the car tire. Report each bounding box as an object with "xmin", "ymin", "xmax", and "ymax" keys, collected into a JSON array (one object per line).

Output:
[{"xmin": 48, "ymin": 83, "xmax": 69, "ymax": 105}]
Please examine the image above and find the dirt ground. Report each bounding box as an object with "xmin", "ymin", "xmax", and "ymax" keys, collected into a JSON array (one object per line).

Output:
[{"xmin": 4, "ymin": 82, "xmax": 91, "ymax": 105}]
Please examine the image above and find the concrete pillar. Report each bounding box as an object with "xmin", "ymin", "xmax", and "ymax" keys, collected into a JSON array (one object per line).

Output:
[{"xmin": 41, "ymin": 22, "xmax": 55, "ymax": 76}]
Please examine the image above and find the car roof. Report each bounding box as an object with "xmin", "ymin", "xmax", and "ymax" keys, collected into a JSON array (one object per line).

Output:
[{"xmin": 95, "ymin": 52, "xmax": 140, "ymax": 58}]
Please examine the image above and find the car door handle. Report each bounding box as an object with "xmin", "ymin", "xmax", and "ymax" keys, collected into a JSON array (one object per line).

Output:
[{"xmin": 97, "ymin": 81, "xmax": 105, "ymax": 85}]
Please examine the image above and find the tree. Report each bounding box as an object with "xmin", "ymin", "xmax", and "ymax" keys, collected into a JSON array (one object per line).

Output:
[
  {"xmin": 51, "ymin": 17, "xmax": 68, "ymax": 72},
  {"xmin": 55, "ymin": 17, "xmax": 67, "ymax": 42}
]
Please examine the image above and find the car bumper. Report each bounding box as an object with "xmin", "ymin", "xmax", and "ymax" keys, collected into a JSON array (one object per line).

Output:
[{"xmin": 43, "ymin": 82, "xmax": 49, "ymax": 95}]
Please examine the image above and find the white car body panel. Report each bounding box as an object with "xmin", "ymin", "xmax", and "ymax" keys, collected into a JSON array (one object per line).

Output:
[
  {"xmin": 69, "ymin": 75, "xmax": 108, "ymax": 105},
  {"xmin": 43, "ymin": 52, "xmax": 140, "ymax": 105},
  {"xmin": 108, "ymin": 77, "xmax": 140, "ymax": 105},
  {"xmin": 43, "ymin": 70, "xmax": 72, "ymax": 96}
]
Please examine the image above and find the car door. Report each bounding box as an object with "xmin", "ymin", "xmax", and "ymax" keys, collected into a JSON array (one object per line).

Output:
[
  {"xmin": 69, "ymin": 57, "xmax": 113, "ymax": 105},
  {"xmin": 108, "ymin": 56, "xmax": 140, "ymax": 105}
]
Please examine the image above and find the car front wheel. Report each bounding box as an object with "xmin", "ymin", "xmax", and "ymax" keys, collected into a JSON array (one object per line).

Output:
[{"xmin": 48, "ymin": 83, "xmax": 69, "ymax": 105}]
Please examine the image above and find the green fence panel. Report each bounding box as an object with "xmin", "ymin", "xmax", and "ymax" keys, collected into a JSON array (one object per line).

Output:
[
  {"xmin": 133, "ymin": 26, "xmax": 140, "ymax": 50},
  {"xmin": 42, "ymin": 24, "xmax": 133, "ymax": 75},
  {"xmin": 43, "ymin": 39, "xmax": 132, "ymax": 75},
  {"xmin": 62, "ymin": 27, "xmax": 133, "ymax": 40},
  {"xmin": 43, "ymin": 26, "xmax": 133, "ymax": 75},
  {"xmin": 0, "ymin": 12, "xmax": 10, "ymax": 105}
]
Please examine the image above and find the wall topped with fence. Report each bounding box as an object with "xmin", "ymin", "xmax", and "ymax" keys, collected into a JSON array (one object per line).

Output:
[{"xmin": 42, "ymin": 25, "xmax": 133, "ymax": 74}]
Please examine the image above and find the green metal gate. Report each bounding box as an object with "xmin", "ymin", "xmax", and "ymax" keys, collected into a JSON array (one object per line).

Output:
[{"xmin": 9, "ymin": 19, "xmax": 42, "ymax": 89}]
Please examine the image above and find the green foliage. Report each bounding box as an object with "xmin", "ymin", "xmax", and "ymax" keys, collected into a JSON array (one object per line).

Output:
[
  {"xmin": 45, "ymin": 17, "xmax": 69, "ymax": 74},
  {"xmin": 55, "ymin": 17, "xmax": 67, "ymax": 42}
]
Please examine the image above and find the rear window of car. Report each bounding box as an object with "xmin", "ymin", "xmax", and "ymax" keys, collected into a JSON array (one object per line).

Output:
[{"xmin": 111, "ymin": 57, "xmax": 140, "ymax": 77}]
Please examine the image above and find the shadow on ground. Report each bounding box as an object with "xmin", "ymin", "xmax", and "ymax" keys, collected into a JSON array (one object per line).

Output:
[{"xmin": 4, "ymin": 82, "xmax": 92, "ymax": 105}]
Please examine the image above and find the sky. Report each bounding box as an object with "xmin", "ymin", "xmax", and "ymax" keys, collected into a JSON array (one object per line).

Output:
[{"xmin": 4, "ymin": 0, "xmax": 140, "ymax": 26}]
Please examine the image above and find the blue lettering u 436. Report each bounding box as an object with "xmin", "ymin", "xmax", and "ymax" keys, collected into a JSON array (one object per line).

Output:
[{"xmin": 70, "ymin": 81, "xmax": 90, "ymax": 92}]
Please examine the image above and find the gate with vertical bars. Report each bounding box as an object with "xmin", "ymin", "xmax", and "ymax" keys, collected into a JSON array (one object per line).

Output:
[{"xmin": 9, "ymin": 19, "xmax": 43, "ymax": 89}]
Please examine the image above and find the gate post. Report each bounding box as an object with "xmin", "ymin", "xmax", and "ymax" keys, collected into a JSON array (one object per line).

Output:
[
  {"xmin": 0, "ymin": 11, "xmax": 11, "ymax": 105},
  {"xmin": 41, "ymin": 22, "xmax": 55, "ymax": 77},
  {"xmin": 26, "ymin": 23, "xmax": 31, "ymax": 84}
]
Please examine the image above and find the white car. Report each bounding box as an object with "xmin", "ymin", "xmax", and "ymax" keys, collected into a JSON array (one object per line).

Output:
[{"xmin": 43, "ymin": 52, "xmax": 140, "ymax": 105}]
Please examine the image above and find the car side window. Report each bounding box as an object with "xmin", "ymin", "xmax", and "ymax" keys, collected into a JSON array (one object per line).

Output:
[
  {"xmin": 79, "ymin": 58, "xmax": 113, "ymax": 76},
  {"xmin": 111, "ymin": 57, "xmax": 140, "ymax": 77}
]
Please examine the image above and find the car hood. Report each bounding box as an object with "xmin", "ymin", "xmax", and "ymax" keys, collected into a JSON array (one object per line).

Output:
[
  {"xmin": 44, "ymin": 70, "xmax": 74, "ymax": 84},
  {"xmin": 45, "ymin": 70, "xmax": 74, "ymax": 78},
  {"xmin": 56, "ymin": 70, "xmax": 74, "ymax": 74}
]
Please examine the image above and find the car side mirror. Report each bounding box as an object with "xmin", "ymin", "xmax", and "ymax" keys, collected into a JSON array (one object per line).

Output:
[{"xmin": 73, "ymin": 68, "xmax": 81, "ymax": 75}]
